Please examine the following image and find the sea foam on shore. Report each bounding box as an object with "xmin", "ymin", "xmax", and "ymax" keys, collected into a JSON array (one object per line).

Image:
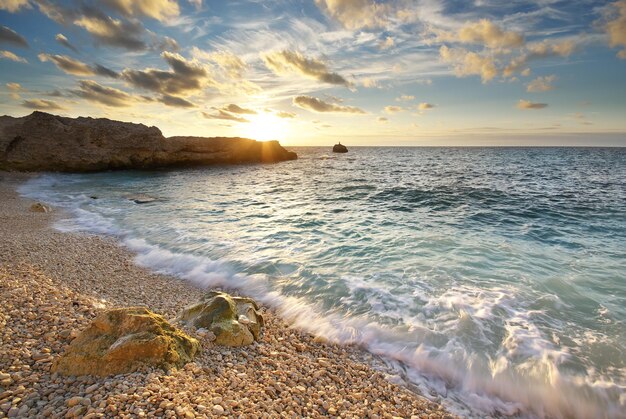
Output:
[{"xmin": 16, "ymin": 147, "xmax": 626, "ymax": 419}]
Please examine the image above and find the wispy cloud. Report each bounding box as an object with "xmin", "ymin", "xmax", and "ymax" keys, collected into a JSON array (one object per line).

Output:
[
  {"xmin": 517, "ymin": 99, "xmax": 548, "ymax": 109},
  {"xmin": 21, "ymin": 98, "xmax": 66, "ymax": 111},
  {"xmin": 39, "ymin": 53, "xmax": 119, "ymax": 78},
  {"xmin": 293, "ymin": 95, "xmax": 366, "ymax": 114},
  {"xmin": 0, "ymin": 50, "xmax": 27, "ymax": 63},
  {"xmin": 526, "ymin": 75, "xmax": 556, "ymax": 92},
  {"xmin": 0, "ymin": 25, "xmax": 28, "ymax": 47},
  {"xmin": 72, "ymin": 80, "xmax": 135, "ymax": 107},
  {"xmin": 605, "ymin": 0, "xmax": 626, "ymax": 59},
  {"xmin": 101, "ymin": 0, "xmax": 180, "ymax": 22},
  {"xmin": 263, "ymin": 50, "xmax": 352, "ymax": 88},
  {"xmin": 55, "ymin": 33, "xmax": 79, "ymax": 53},
  {"xmin": 202, "ymin": 110, "xmax": 250, "ymax": 123},
  {"xmin": 0, "ymin": 0, "xmax": 30, "ymax": 13}
]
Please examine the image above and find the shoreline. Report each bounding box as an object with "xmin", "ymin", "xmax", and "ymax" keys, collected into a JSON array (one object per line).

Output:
[{"xmin": 0, "ymin": 173, "xmax": 453, "ymax": 418}]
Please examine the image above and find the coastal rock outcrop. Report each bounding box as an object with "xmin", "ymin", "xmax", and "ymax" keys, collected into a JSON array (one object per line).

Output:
[
  {"xmin": 0, "ymin": 111, "xmax": 297, "ymax": 172},
  {"xmin": 176, "ymin": 291, "xmax": 264, "ymax": 346},
  {"xmin": 333, "ymin": 143, "xmax": 348, "ymax": 153},
  {"xmin": 52, "ymin": 307, "xmax": 199, "ymax": 376}
]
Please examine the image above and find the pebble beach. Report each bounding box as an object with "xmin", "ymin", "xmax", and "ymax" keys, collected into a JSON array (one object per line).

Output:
[{"xmin": 0, "ymin": 174, "xmax": 454, "ymax": 419}]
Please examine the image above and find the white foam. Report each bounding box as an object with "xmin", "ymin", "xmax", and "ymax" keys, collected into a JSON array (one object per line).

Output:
[{"xmin": 17, "ymin": 175, "xmax": 626, "ymax": 419}]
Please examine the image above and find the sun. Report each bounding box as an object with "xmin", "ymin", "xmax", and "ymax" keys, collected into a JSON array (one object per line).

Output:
[{"xmin": 241, "ymin": 112, "xmax": 291, "ymax": 142}]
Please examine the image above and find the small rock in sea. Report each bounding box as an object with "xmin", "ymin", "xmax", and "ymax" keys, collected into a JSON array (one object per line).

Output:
[
  {"xmin": 175, "ymin": 291, "xmax": 264, "ymax": 347},
  {"xmin": 128, "ymin": 195, "xmax": 157, "ymax": 204},
  {"xmin": 29, "ymin": 203, "xmax": 49, "ymax": 213},
  {"xmin": 90, "ymin": 195, "xmax": 98, "ymax": 199},
  {"xmin": 52, "ymin": 307, "xmax": 199, "ymax": 376}
]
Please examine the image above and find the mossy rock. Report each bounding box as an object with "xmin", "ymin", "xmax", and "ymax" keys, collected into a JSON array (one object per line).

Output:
[
  {"xmin": 176, "ymin": 291, "xmax": 264, "ymax": 346},
  {"xmin": 52, "ymin": 307, "xmax": 199, "ymax": 376}
]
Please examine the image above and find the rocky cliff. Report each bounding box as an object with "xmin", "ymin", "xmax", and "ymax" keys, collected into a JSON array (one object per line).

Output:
[{"xmin": 0, "ymin": 112, "xmax": 297, "ymax": 172}]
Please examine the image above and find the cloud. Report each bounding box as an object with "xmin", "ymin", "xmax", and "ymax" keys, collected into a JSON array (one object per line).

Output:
[
  {"xmin": 121, "ymin": 51, "xmax": 209, "ymax": 97},
  {"xmin": 418, "ymin": 102, "xmax": 435, "ymax": 110},
  {"xmin": 605, "ymin": 0, "xmax": 626, "ymax": 59},
  {"xmin": 55, "ymin": 33, "xmax": 79, "ymax": 53},
  {"xmin": 21, "ymin": 99, "xmax": 66, "ymax": 111},
  {"xmin": 379, "ymin": 36, "xmax": 395, "ymax": 50},
  {"xmin": 188, "ymin": 0, "xmax": 202, "ymax": 11},
  {"xmin": 46, "ymin": 89, "xmax": 65, "ymax": 97},
  {"xmin": 202, "ymin": 110, "xmax": 249, "ymax": 123},
  {"xmin": 34, "ymin": 0, "xmax": 76, "ymax": 24},
  {"xmin": 74, "ymin": 11, "xmax": 147, "ymax": 51},
  {"xmin": 193, "ymin": 48, "xmax": 247, "ymax": 79},
  {"xmin": 157, "ymin": 36, "xmax": 180, "ymax": 52},
  {"xmin": 6, "ymin": 82, "xmax": 21, "ymax": 91},
  {"xmin": 38, "ymin": 53, "xmax": 119, "ymax": 78},
  {"xmin": 73, "ymin": 80, "xmax": 134, "ymax": 107},
  {"xmin": 101, "ymin": 0, "xmax": 180, "ymax": 22},
  {"xmin": 276, "ymin": 111, "xmax": 296, "ymax": 118},
  {"xmin": 262, "ymin": 50, "xmax": 351, "ymax": 88},
  {"xmin": 293, "ymin": 95, "xmax": 366, "ymax": 114},
  {"xmin": 377, "ymin": 116, "xmax": 388, "ymax": 123},
  {"xmin": 439, "ymin": 45, "xmax": 498, "ymax": 83},
  {"xmin": 0, "ymin": 0, "xmax": 30, "ymax": 12},
  {"xmin": 221, "ymin": 104, "xmax": 256, "ymax": 115},
  {"xmin": 314, "ymin": 0, "xmax": 395, "ymax": 30},
  {"xmin": 384, "ymin": 105, "xmax": 402, "ymax": 114},
  {"xmin": 396, "ymin": 95, "xmax": 415, "ymax": 102},
  {"xmin": 435, "ymin": 19, "xmax": 524, "ymax": 49},
  {"xmin": 517, "ymin": 99, "xmax": 548, "ymax": 109},
  {"xmin": 361, "ymin": 78, "xmax": 380, "ymax": 88},
  {"xmin": 159, "ymin": 94, "xmax": 194, "ymax": 108},
  {"xmin": 38, "ymin": 53, "xmax": 91, "ymax": 75},
  {"xmin": 503, "ymin": 39, "xmax": 578, "ymax": 77},
  {"xmin": 0, "ymin": 50, "xmax": 27, "ymax": 63},
  {"xmin": 526, "ymin": 75, "xmax": 556, "ymax": 92},
  {"xmin": 0, "ymin": 25, "xmax": 28, "ymax": 47}
]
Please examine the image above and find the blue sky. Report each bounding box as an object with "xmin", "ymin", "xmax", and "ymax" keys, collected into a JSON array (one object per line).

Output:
[{"xmin": 1, "ymin": 0, "xmax": 625, "ymax": 145}]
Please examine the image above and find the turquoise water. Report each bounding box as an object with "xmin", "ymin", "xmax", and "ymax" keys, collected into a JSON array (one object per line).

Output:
[{"xmin": 20, "ymin": 147, "xmax": 626, "ymax": 418}]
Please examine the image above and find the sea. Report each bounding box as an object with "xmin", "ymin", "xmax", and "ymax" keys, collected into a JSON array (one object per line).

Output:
[{"xmin": 18, "ymin": 147, "xmax": 626, "ymax": 418}]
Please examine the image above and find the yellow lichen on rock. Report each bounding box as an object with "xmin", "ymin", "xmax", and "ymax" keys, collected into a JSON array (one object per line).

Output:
[
  {"xmin": 176, "ymin": 291, "xmax": 264, "ymax": 346},
  {"xmin": 52, "ymin": 307, "xmax": 199, "ymax": 376}
]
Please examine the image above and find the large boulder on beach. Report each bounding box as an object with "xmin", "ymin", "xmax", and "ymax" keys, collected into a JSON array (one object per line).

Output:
[
  {"xmin": 176, "ymin": 291, "xmax": 264, "ymax": 346},
  {"xmin": 52, "ymin": 307, "xmax": 199, "ymax": 376},
  {"xmin": 0, "ymin": 111, "xmax": 297, "ymax": 172}
]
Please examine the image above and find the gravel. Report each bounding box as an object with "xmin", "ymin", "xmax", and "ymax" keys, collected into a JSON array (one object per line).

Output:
[{"xmin": 0, "ymin": 173, "xmax": 455, "ymax": 418}]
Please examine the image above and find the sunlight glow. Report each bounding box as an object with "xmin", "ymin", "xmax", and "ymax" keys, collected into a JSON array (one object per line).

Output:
[{"xmin": 241, "ymin": 113, "xmax": 291, "ymax": 142}]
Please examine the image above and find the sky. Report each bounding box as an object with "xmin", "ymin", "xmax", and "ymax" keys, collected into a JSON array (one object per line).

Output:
[{"xmin": 0, "ymin": 0, "xmax": 625, "ymax": 146}]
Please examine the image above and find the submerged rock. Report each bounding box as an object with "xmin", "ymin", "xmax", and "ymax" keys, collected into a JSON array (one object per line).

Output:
[
  {"xmin": 52, "ymin": 307, "xmax": 199, "ymax": 376},
  {"xmin": 176, "ymin": 291, "xmax": 264, "ymax": 346},
  {"xmin": 127, "ymin": 194, "xmax": 157, "ymax": 204},
  {"xmin": 0, "ymin": 111, "xmax": 297, "ymax": 172}
]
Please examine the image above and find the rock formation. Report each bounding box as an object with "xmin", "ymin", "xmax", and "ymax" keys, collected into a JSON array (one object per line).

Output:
[
  {"xmin": 333, "ymin": 143, "xmax": 348, "ymax": 153},
  {"xmin": 0, "ymin": 112, "xmax": 297, "ymax": 172},
  {"xmin": 52, "ymin": 307, "xmax": 199, "ymax": 376},
  {"xmin": 29, "ymin": 202, "xmax": 50, "ymax": 213},
  {"xmin": 176, "ymin": 291, "xmax": 264, "ymax": 346}
]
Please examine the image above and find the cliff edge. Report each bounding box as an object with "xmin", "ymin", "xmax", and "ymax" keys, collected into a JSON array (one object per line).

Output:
[{"xmin": 0, "ymin": 112, "xmax": 297, "ymax": 172}]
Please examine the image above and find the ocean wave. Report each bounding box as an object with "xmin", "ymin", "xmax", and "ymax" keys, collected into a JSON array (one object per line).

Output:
[{"xmin": 19, "ymin": 176, "xmax": 626, "ymax": 418}]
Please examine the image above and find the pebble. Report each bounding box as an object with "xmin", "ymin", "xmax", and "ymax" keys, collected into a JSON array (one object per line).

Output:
[{"xmin": 0, "ymin": 179, "xmax": 456, "ymax": 419}]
